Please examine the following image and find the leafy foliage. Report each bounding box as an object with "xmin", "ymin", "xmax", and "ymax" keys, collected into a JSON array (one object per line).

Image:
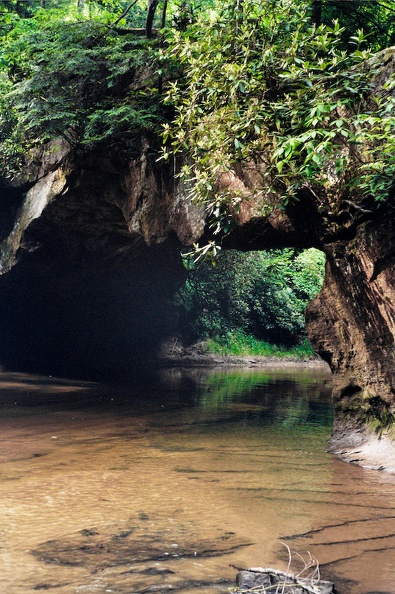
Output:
[
  {"xmin": 2, "ymin": 0, "xmax": 395, "ymax": 196},
  {"xmin": 175, "ymin": 248, "xmax": 326, "ymax": 348},
  {"xmin": 320, "ymin": 0, "xmax": 395, "ymax": 51},
  {"xmin": 0, "ymin": 2, "xmax": 172, "ymax": 175},
  {"xmin": 163, "ymin": 0, "xmax": 395, "ymax": 233}
]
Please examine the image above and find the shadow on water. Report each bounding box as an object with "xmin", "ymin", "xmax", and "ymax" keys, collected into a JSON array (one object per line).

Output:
[{"xmin": 0, "ymin": 365, "xmax": 395, "ymax": 593}]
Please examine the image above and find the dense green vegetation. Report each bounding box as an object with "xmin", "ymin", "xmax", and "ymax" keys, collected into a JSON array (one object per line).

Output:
[
  {"xmin": 1, "ymin": 0, "xmax": 395, "ymax": 182},
  {"xmin": 0, "ymin": 0, "xmax": 171, "ymax": 176},
  {"xmin": 175, "ymin": 248, "xmax": 325, "ymax": 357},
  {"xmin": 164, "ymin": 0, "xmax": 395, "ymax": 235},
  {"xmin": 318, "ymin": 0, "xmax": 395, "ymax": 50}
]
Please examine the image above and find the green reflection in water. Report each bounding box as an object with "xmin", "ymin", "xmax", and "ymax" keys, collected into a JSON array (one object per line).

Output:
[{"xmin": 170, "ymin": 367, "xmax": 334, "ymax": 443}]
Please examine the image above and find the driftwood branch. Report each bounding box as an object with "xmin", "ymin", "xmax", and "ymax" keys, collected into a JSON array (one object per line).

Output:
[
  {"xmin": 92, "ymin": 0, "xmax": 139, "ymax": 44},
  {"xmin": 234, "ymin": 545, "xmax": 334, "ymax": 594},
  {"xmin": 342, "ymin": 200, "xmax": 373, "ymax": 215}
]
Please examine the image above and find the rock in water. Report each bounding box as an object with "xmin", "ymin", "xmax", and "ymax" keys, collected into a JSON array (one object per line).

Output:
[{"xmin": 236, "ymin": 568, "xmax": 335, "ymax": 593}]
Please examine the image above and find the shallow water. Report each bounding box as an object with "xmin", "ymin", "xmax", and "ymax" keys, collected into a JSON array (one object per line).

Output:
[{"xmin": 0, "ymin": 366, "xmax": 395, "ymax": 594}]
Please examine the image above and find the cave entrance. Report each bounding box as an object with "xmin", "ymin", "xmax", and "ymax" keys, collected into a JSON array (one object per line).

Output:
[{"xmin": 0, "ymin": 234, "xmax": 184, "ymax": 380}]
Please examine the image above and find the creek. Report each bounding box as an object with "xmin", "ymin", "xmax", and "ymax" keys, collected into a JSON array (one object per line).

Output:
[{"xmin": 0, "ymin": 365, "xmax": 395, "ymax": 594}]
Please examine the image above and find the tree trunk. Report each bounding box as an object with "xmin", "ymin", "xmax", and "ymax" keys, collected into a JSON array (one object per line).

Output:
[
  {"xmin": 146, "ymin": 0, "xmax": 159, "ymax": 38},
  {"xmin": 311, "ymin": 0, "xmax": 322, "ymax": 26}
]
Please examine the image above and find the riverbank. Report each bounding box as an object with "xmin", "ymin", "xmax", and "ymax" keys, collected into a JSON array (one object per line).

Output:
[{"xmin": 158, "ymin": 338, "xmax": 330, "ymax": 370}]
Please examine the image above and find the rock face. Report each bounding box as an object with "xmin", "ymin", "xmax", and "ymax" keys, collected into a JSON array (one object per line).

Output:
[
  {"xmin": 306, "ymin": 205, "xmax": 395, "ymax": 469},
  {"xmin": 0, "ymin": 134, "xmax": 204, "ymax": 378}
]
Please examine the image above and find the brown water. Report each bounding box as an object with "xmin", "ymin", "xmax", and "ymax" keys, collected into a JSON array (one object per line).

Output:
[{"xmin": 0, "ymin": 366, "xmax": 395, "ymax": 594}]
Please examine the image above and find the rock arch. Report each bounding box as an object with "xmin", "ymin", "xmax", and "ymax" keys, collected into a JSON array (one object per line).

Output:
[{"xmin": 0, "ymin": 127, "xmax": 394, "ymax": 471}]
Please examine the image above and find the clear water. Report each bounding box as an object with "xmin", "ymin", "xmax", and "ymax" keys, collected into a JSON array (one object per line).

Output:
[{"xmin": 0, "ymin": 366, "xmax": 394, "ymax": 594}]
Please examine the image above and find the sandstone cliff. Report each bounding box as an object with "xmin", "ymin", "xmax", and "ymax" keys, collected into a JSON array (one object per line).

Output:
[
  {"xmin": 1, "ymin": 55, "xmax": 395, "ymax": 471},
  {"xmin": 0, "ymin": 133, "xmax": 204, "ymax": 378}
]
